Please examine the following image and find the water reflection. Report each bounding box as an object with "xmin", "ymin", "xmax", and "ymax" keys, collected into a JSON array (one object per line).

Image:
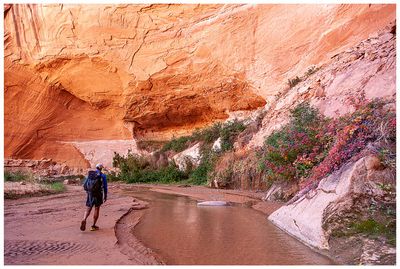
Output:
[{"xmin": 127, "ymin": 189, "xmax": 334, "ymax": 265}]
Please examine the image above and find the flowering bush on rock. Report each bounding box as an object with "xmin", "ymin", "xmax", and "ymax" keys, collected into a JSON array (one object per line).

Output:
[{"xmin": 260, "ymin": 97, "xmax": 396, "ymax": 188}]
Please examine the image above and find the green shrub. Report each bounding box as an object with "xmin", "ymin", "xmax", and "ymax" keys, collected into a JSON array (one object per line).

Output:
[
  {"xmin": 112, "ymin": 152, "xmax": 186, "ymax": 184},
  {"xmin": 132, "ymin": 163, "xmax": 185, "ymax": 183},
  {"xmin": 106, "ymin": 171, "xmax": 120, "ymax": 182},
  {"xmin": 304, "ymin": 66, "xmax": 319, "ymax": 77},
  {"xmin": 192, "ymin": 122, "xmax": 222, "ymax": 144},
  {"xmin": 161, "ymin": 136, "xmax": 191, "ymax": 152},
  {"xmin": 113, "ymin": 151, "xmax": 149, "ymax": 182},
  {"xmin": 4, "ymin": 170, "xmax": 32, "ymax": 182},
  {"xmin": 260, "ymin": 102, "xmax": 328, "ymax": 182},
  {"xmin": 160, "ymin": 120, "xmax": 246, "ymax": 155},
  {"xmin": 137, "ymin": 140, "xmax": 166, "ymax": 152},
  {"xmin": 350, "ymin": 219, "xmax": 396, "ymax": 245},
  {"xmin": 46, "ymin": 182, "xmax": 65, "ymax": 193},
  {"xmin": 114, "ymin": 119, "xmax": 247, "ymax": 185},
  {"xmin": 351, "ymin": 219, "xmax": 386, "ymax": 234},
  {"xmin": 159, "ymin": 122, "xmax": 224, "ymax": 154},
  {"xmin": 290, "ymin": 102, "xmax": 322, "ymax": 128},
  {"xmin": 287, "ymin": 67, "xmax": 319, "ymax": 90},
  {"xmin": 188, "ymin": 147, "xmax": 218, "ymax": 185},
  {"xmin": 220, "ymin": 120, "xmax": 246, "ymax": 152}
]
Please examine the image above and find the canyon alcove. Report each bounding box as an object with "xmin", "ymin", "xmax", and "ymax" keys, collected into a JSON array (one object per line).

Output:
[{"xmin": 4, "ymin": 3, "xmax": 396, "ymax": 266}]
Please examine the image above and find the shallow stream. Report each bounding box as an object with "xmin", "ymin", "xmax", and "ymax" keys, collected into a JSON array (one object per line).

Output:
[{"xmin": 125, "ymin": 188, "xmax": 334, "ymax": 265}]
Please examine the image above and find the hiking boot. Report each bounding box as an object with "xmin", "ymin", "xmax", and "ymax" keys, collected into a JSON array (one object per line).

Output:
[
  {"xmin": 80, "ymin": 220, "xmax": 86, "ymax": 231},
  {"xmin": 90, "ymin": 225, "xmax": 99, "ymax": 231}
]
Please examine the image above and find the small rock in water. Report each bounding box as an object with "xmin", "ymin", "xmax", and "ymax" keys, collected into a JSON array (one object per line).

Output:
[{"xmin": 197, "ymin": 201, "xmax": 229, "ymax": 206}]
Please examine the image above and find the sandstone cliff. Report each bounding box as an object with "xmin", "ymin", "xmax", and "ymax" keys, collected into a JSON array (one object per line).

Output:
[
  {"xmin": 248, "ymin": 21, "xmax": 396, "ymax": 148},
  {"xmin": 4, "ymin": 4, "xmax": 395, "ymax": 168}
]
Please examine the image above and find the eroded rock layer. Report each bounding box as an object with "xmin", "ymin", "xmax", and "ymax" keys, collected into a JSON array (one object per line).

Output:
[{"xmin": 4, "ymin": 4, "xmax": 395, "ymax": 167}]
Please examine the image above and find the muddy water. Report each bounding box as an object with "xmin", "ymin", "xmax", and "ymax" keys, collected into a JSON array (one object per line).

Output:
[{"xmin": 126, "ymin": 188, "xmax": 335, "ymax": 265}]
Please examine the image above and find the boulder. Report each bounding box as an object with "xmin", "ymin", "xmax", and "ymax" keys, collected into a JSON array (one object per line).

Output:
[
  {"xmin": 172, "ymin": 143, "xmax": 201, "ymax": 171},
  {"xmin": 268, "ymin": 155, "xmax": 392, "ymax": 250},
  {"xmin": 212, "ymin": 138, "xmax": 222, "ymax": 152}
]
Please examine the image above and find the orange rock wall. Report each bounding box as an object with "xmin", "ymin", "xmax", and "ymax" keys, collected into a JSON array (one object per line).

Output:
[{"xmin": 4, "ymin": 4, "xmax": 396, "ymax": 168}]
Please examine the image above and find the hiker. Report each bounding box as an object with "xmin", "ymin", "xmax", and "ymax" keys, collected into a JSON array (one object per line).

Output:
[{"xmin": 80, "ymin": 163, "xmax": 108, "ymax": 231}]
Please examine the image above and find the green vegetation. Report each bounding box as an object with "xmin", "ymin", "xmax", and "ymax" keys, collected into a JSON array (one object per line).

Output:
[
  {"xmin": 287, "ymin": 65, "xmax": 320, "ymax": 89},
  {"xmin": 192, "ymin": 122, "xmax": 222, "ymax": 144},
  {"xmin": 259, "ymin": 98, "xmax": 396, "ymax": 185},
  {"xmin": 260, "ymin": 102, "xmax": 330, "ymax": 182},
  {"xmin": 186, "ymin": 120, "xmax": 245, "ymax": 185},
  {"xmin": 112, "ymin": 120, "xmax": 247, "ymax": 185},
  {"xmin": 160, "ymin": 120, "xmax": 245, "ymax": 154},
  {"xmin": 304, "ymin": 66, "xmax": 319, "ymax": 77},
  {"xmin": 106, "ymin": 170, "xmax": 120, "ymax": 182},
  {"xmin": 352, "ymin": 219, "xmax": 388, "ymax": 235},
  {"xmin": 113, "ymin": 151, "xmax": 188, "ymax": 184},
  {"xmin": 115, "ymin": 154, "xmax": 177, "ymax": 184},
  {"xmin": 348, "ymin": 218, "xmax": 396, "ymax": 246},
  {"xmin": 188, "ymin": 148, "xmax": 218, "ymax": 185},
  {"xmin": 133, "ymin": 164, "xmax": 187, "ymax": 184},
  {"xmin": 4, "ymin": 170, "xmax": 32, "ymax": 182},
  {"xmin": 4, "ymin": 171, "xmax": 66, "ymax": 199},
  {"xmin": 161, "ymin": 136, "xmax": 191, "ymax": 152},
  {"xmin": 45, "ymin": 182, "xmax": 66, "ymax": 193},
  {"xmin": 137, "ymin": 140, "xmax": 166, "ymax": 152},
  {"xmin": 113, "ymin": 96, "xmax": 396, "ymax": 196},
  {"xmin": 220, "ymin": 120, "xmax": 246, "ymax": 151}
]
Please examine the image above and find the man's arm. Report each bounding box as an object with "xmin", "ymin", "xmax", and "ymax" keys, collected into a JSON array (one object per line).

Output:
[{"xmin": 102, "ymin": 174, "xmax": 108, "ymax": 202}]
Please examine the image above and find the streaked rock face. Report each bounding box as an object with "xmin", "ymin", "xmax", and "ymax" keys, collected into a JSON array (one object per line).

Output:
[
  {"xmin": 4, "ymin": 4, "xmax": 395, "ymax": 168},
  {"xmin": 268, "ymin": 155, "xmax": 396, "ymax": 263}
]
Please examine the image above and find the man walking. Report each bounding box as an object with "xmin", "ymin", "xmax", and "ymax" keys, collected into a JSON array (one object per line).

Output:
[{"xmin": 80, "ymin": 163, "xmax": 108, "ymax": 231}]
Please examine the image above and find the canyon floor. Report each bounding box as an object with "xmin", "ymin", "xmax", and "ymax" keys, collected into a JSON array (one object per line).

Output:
[
  {"xmin": 4, "ymin": 183, "xmax": 288, "ymax": 265},
  {"xmin": 4, "ymin": 184, "xmax": 137, "ymax": 265}
]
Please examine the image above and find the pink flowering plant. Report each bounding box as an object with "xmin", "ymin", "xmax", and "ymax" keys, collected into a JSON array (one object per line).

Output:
[
  {"xmin": 260, "ymin": 98, "xmax": 396, "ymax": 185},
  {"xmin": 260, "ymin": 102, "xmax": 332, "ymax": 182}
]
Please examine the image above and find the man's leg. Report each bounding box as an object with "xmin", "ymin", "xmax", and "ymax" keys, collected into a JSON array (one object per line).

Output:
[
  {"xmin": 92, "ymin": 206, "xmax": 100, "ymax": 228},
  {"xmin": 80, "ymin": 206, "xmax": 92, "ymax": 231},
  {"xmin": 83, "ymin": 206, "xmax": 92, "ymax": 221}
]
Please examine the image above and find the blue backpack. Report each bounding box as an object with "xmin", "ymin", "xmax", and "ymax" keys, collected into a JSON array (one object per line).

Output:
[{"xmin": 83, "ymin": 170, "xmax": 103, "ymax": 193}]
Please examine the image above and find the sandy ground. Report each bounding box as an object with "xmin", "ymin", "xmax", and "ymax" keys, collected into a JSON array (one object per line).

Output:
[
  {"xmin": 4, "ymin": 183, "xmax": 283, "ymax": 265},
  {"xmin": 4, "ymin": 184, "xmax": 158, "ymax": 265}
]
